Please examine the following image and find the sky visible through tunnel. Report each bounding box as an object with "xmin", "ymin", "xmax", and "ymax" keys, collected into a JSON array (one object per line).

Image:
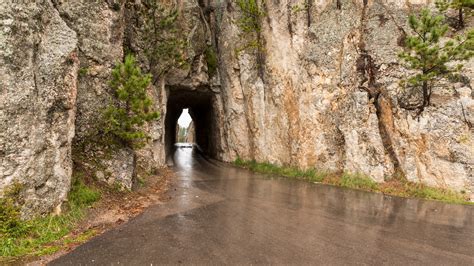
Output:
[{"xmin": 178, "ymin": 108, "xmax": 192, "ymax": 128}]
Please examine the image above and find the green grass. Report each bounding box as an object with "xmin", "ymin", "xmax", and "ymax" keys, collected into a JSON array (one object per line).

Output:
[
  {"xmin": 0, "ymin": 207, "xmax": 84, "ymax": 258},
  {"xmin": 0, "ymin": 179, "xmax": 101, "ymax": 261},
  {"xmin": 234, "ymin": 158, "xmax": 472, "ymax": 205},
  {"xmin": 340, "ymin": 173, "xmax": 379, "ymax": 191},
  {"xmin": 68, "ymin": 180, "xmax": 101, "ymax": 207},
  {"xmin": 404, "ymin": 184, "xmax": 468, "ymax": 204},
  {"xmin": 235, "ymin": 158, "xmax": 326, "ymax": 182}
]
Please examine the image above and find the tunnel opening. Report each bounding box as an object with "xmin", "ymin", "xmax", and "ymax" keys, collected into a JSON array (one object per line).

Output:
[
  {"xmin": 176, "ymin": 108, "xmax": 193, "ymax": 143},
  {"xmin": 165, "ymin": 89, "xmax": 219, "ymax": 160}
]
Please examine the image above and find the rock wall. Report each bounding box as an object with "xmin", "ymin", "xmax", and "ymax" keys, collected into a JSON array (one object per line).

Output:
[
  {"xmin": 0, "ymin": 0, "xmax": 143, "ymax": 216},
  {"xmin": 0, "ymin": 0, "xmax": 79, "ymax": 217},
  {"xmin": 212, "ymin": 0, "xmax": 473, "ymax": 195}
]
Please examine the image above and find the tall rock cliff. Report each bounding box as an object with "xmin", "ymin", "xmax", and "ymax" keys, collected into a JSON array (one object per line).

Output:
[
  {"xmin": 212, "ymin": 0, "xmax": 473, "ymax": 194},
  {"xmin": 0, "ymin": 1, "xmax": 79, "ymax": 217}
]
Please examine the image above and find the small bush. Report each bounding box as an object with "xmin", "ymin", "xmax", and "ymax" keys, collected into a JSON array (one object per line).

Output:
[
  {"xmin": 0, "ymin": 198, "xmax": 30, "ymax": 239},
  {"xmin": 0, "ymin": 183, "xmax": 29, "ymax": 239}
]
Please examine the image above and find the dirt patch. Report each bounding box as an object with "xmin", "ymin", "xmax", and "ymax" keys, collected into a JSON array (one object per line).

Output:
[{"xmin": 25, "ymin": 168, "xmax": 174, "ymax": 266}]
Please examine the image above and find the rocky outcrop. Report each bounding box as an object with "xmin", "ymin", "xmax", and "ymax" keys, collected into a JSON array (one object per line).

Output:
[
  {"xmin": 52, "ymin": 0, "xmax": 139, "ymax": 193},
  {"xmin": 52, "ymin": 0, "xmax": 125, "ymax": 141},
  {"xmin": 0, "ymin": 1, "xmax": 79, "ymax": 217},
  {"xmin": 1, "ymin": 0, "xmax": 472, "ymax": 217},
  {"xmin": 94, "ymin": 148, "xmax": 135, "ymax": 191}
]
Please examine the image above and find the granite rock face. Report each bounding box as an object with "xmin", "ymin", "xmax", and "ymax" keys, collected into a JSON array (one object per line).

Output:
[
  {"xmin": 0, "ymin": 0, "xmax": 473, "ymax": 217},
  {"xmin": 0, "ymin": 0, "xmax": 79, "ymax": 217},
  {"xmin": 93, "ymin": 147, "xmax": 135, "ymax": 191},
  {"xmin": 212, "ymin": 0, "xmax": 473, "ymax": 195}
]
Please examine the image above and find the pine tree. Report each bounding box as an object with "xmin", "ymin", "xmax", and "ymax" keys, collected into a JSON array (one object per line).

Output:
[
  {"xmin": 237, "ymin": 0, "xmax": 265, "ymax": 34},
  {"xmin": 436, "ymin": 0, "xmax": 474, "ymax": 28},
  {"xmin": 236, "ymin": 0, "xmax": 266, "ymax": 78},
  {"xmin": 141, "ymin": 1, "xmax": 187, "ymax": 83},
  {"xmin": 105, "ymin": 54, "xmax": 160, "ymax": 148},
  {"xmin": 398, "ymin": 9, "xmax": 474, "ymax": 113}
]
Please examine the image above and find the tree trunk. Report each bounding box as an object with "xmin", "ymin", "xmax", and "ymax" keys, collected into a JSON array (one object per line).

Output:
[
  {"xmin": 256, "ymin": 31, "xmax": 265, "ymax": 80},
  {"xmin": 422, "ymin": 80, "xmax": 429, "ymax": 110},
  {"xmin": 459, "ymin": 7, "xmax": 464, "ymax": 28}
]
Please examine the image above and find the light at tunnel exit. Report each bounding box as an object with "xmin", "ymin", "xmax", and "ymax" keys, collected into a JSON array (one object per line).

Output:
[{"xmin": 178, "ymin": 108, "xmax": 192, "ymax": 128}]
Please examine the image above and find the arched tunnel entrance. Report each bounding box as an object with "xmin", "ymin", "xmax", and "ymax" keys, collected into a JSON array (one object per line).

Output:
[{"xmin": 165, "ymin": 89, "xmax": 220, "ymax": 160}]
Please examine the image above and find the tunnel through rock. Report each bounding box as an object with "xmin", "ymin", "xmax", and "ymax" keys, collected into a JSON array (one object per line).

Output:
[{"xmin": 165, "ymin": 89, "xmax": 220, "ymax": 159}]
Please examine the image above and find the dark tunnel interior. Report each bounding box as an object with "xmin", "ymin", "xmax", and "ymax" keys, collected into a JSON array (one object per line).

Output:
[{"xmin": 165, "ymin": 89, "xmax": 218, "ymax": 159}]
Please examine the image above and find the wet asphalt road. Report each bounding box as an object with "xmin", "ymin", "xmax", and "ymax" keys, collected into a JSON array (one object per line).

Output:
[{"xmin": 51, "ymin": 145, "xmax": 473, "ymax": 265}]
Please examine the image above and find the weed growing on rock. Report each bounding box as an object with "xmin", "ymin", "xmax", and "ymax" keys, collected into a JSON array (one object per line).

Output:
[
  {"xmin": 112, "ymin": 2, "xmax": 121, "ymax": 12},
  {"xmin": 237, "ymin": 0, "xmax": 265, "ymax": 34},
  {"xmin": 78, "ymin": 67, "xmax": 89, "ymax": 77}
]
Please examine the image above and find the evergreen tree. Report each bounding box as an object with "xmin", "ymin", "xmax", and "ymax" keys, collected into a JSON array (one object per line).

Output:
[
  {"xmin": 105, "ymin": 54, "xmax": 160, "ymax": 148},
  {"xmin": 436, "ymin": 0, "xmax": 474, "ymax": 28},
  {"xmin": 236, "ymin": 0, "xmax": 266, "ymax": 78},
  {"xmin": 237, "ymin": 0, "xmax": 265, "ymax": 34},
  {"xmin": 398, "ymin": 9, "xmax": 474, "ymax": 113},
  {"xmin": 141, "ymin": 1, "xmax": 187, "ymax": 82}
]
